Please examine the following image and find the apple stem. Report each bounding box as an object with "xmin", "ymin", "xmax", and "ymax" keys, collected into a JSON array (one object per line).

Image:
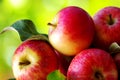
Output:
[
  {"xmin": 47, "ymin": 23, "xmax": 56, "ymax": 27},
  {"xmin": 108, "ymin": 14, "xmax": 114, "ymax": 25}
]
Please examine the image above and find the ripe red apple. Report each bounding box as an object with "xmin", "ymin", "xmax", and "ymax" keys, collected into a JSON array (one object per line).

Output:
[
  {"xmin": 12, "ymin": 39, "xmax": 59, "ymax": 80},
  {"xmin": 113, "ymin": 53, "xmax": 120, "ymax": 79},
  {"xmin": 48, "ymin": 6, "xmax": 95, "ymax": 56},
  {"xmin": 93, "ymin": 6, "xmax": 120, "ymax": 50},
  {"xmin": 67, "ymin": 48, "xmax": 118, "ymax": 80}
]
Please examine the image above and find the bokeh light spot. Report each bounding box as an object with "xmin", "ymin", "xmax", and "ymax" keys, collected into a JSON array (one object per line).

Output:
[{"xmin": 9, "ymin": 0, "xmax": 27, "ymax": 9}]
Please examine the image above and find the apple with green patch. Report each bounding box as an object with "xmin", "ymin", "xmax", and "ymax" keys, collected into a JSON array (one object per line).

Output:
[{"xmin": 48, "ymin": 6, "xmax": 95, "ymax": 56}]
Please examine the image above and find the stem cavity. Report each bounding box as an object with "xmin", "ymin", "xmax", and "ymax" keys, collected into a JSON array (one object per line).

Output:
[
  {"xmin": 108, "ymin": 14, "xmax": 114, "ymax": 25},
  {"xmin": 48, "ymin": 23, "xmax": 57, "ymax": 27},
  {"xmin": 94, "ymin": 71, "xmax": 104, "ymax": 80}
]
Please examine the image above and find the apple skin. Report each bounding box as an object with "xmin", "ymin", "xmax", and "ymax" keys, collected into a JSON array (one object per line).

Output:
[
  {"xmin": 12, "ymin": 40, "xmax": 59, "ymax": 80},
  {"xmin": 113, "ymin": 53, "xmax": 120, "ymax": 79},
  {"xmin": 93, "ymin": 6, "xmax": 120, "ymax": 50},
  {"xmin": 67, "ymin": 48, "xmax": 118, "ymax": 80},
  {"xmin": 56, "ymin": 51, "xmax": 74, "ymax": 76},
  {"xmin": 48, "ymin": 6, "xmax": 95, "ymax": 56}
]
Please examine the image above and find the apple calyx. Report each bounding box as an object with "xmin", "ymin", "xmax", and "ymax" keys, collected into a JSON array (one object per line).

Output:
[
  {"xmin": 94, "ymin": 71, "xmax": 104, "ymax": 80},
  {"xmin": 19, "ymin": 60, "xmax": 31, "ymax": 70},
  {"xmin": 108, "ymin": 14, "xmax": 114, "ymax": 25}
]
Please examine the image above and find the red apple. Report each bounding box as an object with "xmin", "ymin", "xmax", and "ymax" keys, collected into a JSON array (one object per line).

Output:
[
  {"xmin": 114, "ymin": 53, "xmax": 120, "ymax": 79},
  {"xmin": 48, "ymin": 6, "xmax": 95, "ymax": 56},
  {"xmin": 67, "ymin": 48, "xmax": 118, "ymax": 80},
  {"xmin": 93, "ymin": 6, "xmax": 120, "ymax": 50},
  {"xmin": 12, "ymin": 39, "xmax": 59, "ymax": 80}
]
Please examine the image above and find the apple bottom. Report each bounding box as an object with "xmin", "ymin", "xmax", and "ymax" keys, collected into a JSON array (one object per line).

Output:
[
  {"xmin": 67, "ymin": 49, "xmax": 118, "ymax": 80},
  {"xmin": 12, "ymin": 40, "xmax": 59, "ymax": 80}
]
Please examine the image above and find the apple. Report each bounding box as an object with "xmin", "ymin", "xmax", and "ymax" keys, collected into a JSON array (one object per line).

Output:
[
  {"xmin": 48, "ymin": 6, "xmax": 95, "ymax": 56},
  {"xmin": 67, "ymin": 48, "xmax": 118, "ymax": 80},
  {"xmin": 114, "ymin": 53, "xmax": 120, "ymax": 79},
  {"xmin": 12, "ymin": 39, "xmax": 60, "ymax": 80},
  {"xmin": 93, "ymin": 6, "xmax": 120, "ymax": 50}
]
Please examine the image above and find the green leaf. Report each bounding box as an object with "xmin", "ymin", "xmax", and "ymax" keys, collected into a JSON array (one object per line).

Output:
[
  {"xmin": 11, "ymin": 19, "xmax": 39, "ymax": 41},
  {"xmin": 47, "ymin": 70, "xmax": 66, "ymax": 80},
  {"xmin": 8, "ymin": 78, "xmax": 16, "ymax": 80},
  {"xmin": 0, "ymin": 19, "xmax": 49, "ymax": 46}
]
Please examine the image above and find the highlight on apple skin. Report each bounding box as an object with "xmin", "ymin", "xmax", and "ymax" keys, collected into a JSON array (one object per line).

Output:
[
  {"xmin": 67, "ymin": 48, "xmax": 118, "ymax": 80},
  {"xmin": 48, "ymin": 6, "xmax": 95, "ymax": 56},
  {"xmin": 12, "ymin": 39, "xmax": 60, "ymax": 80}
]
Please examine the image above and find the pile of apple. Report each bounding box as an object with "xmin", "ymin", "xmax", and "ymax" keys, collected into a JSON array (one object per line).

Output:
[{"xmin": 9, "ymin": 6, "xmax": 120, "ymax": 80}]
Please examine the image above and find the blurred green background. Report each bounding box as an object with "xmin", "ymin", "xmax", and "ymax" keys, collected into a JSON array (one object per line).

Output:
[{"xmin": 0, "ymin": 0, "xmax": 120, "ymax": 79}]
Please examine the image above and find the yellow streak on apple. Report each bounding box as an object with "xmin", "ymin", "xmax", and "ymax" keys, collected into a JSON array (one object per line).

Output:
[
  {"xmin": 12, "ymin": 47, "xmax": 40, "ymax": 78},
  {"xmin": 49, "ymin": 32, "xmax": 85, "ymax": 56},
  {"xmin": 48, "ymin": 15, "xmax": 77, "ymax": 56}
]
